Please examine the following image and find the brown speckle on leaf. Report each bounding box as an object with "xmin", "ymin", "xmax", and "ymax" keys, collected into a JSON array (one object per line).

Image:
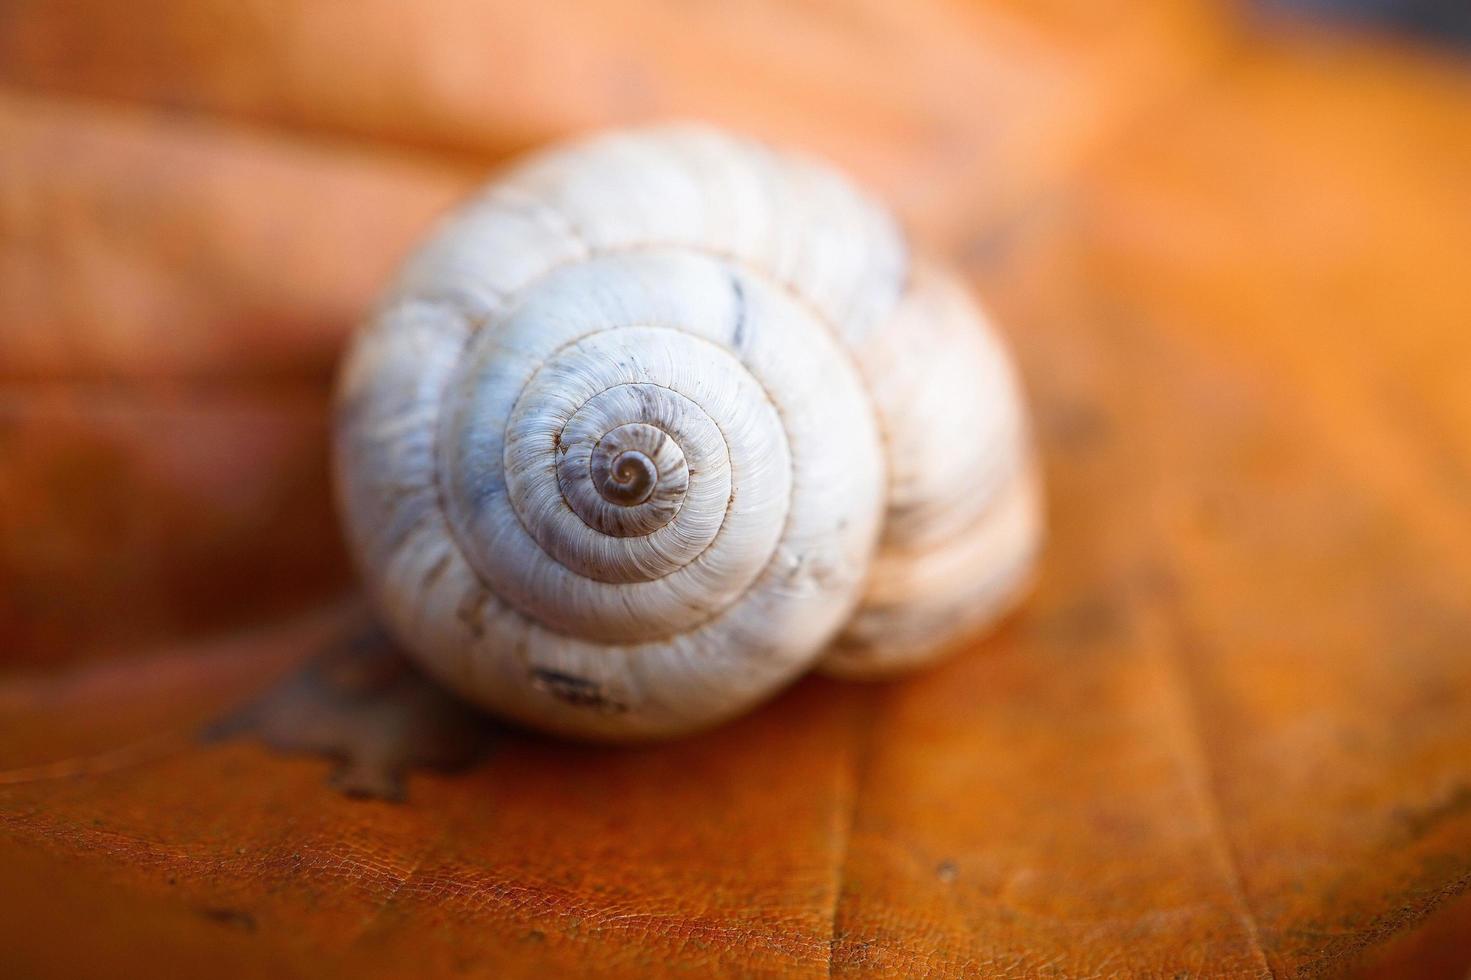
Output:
[{"xmin": 197, "ymin": 906, "xmax": 258, "ymax": 933}]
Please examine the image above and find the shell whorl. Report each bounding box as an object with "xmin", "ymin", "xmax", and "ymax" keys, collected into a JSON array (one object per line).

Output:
[{"xmin": 335, "ymin": 125, "xmax": 1040, "ymax": 739}]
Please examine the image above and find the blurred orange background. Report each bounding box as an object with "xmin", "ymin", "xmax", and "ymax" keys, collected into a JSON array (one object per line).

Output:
[{"xmin": 2, "ymin": 1, "xmax": 1470, "ymax": 977}]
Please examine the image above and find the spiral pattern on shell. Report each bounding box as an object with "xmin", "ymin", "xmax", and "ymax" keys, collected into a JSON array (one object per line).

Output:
[{"xmin": 335, "ymin": 126, "xmax": 1041, "ymax": 739}]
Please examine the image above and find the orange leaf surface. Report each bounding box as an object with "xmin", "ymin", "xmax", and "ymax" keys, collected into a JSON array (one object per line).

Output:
[{"xmin": 2, "ymin": 2, "xmax": 1470, "ymax": 977}]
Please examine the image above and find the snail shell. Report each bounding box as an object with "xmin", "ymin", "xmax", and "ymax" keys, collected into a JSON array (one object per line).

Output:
[{"xmin": 334, "ymin": 125, "xmax": 1041, "ymax": 740}]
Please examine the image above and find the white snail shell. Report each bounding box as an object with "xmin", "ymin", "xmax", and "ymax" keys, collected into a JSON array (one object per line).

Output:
[{"xmin": 334, "ymin": 125, "xmax": 1042, "ymax": 740}]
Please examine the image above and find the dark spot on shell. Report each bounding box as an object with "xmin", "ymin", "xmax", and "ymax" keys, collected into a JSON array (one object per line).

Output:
[
  {"xmin": 729, "ymin": 273, "xmax": 748, "ymax": 349},
  {"xmin": 530, "ymin": 668, "xmax": 629, "ymax": 714}
]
